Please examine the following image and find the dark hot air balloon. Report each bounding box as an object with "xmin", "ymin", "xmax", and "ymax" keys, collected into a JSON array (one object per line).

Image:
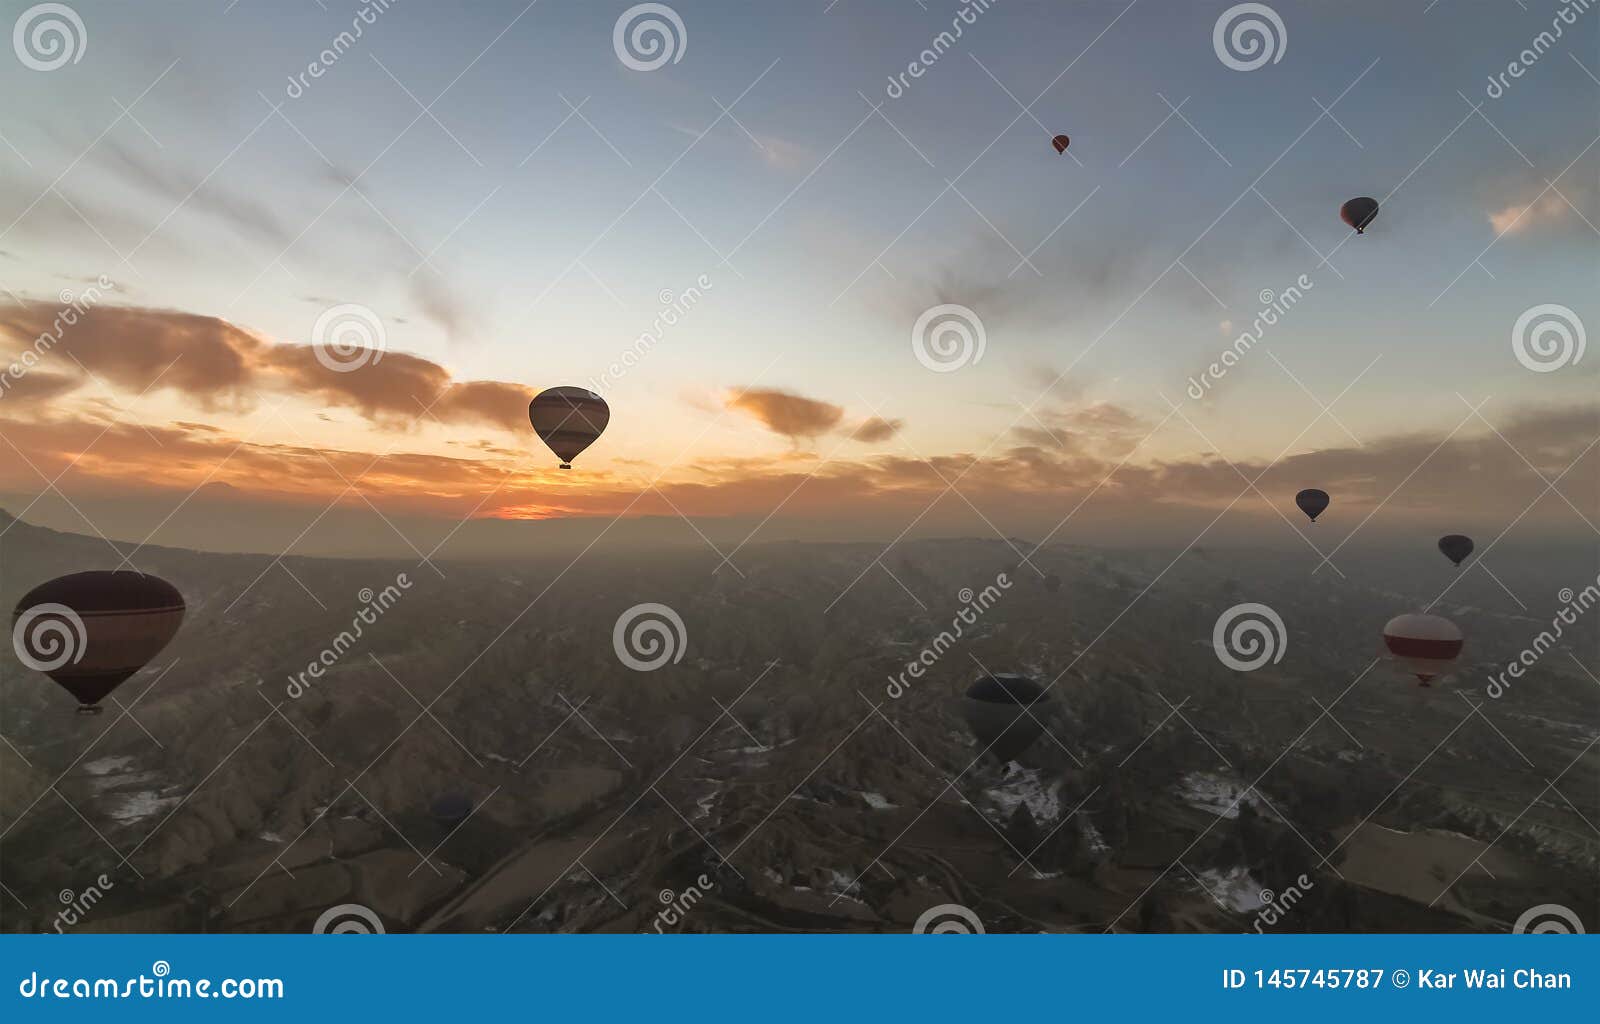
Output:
[
  {"xmin": 961, "ymin": 674, "xmax": 1050, "ymax": 765},
  {"xmin": 529, "ymin": 387, "xmax": 609, "ymax": 469},
  {"xmin": 1051, "ymin": 134, "xmax": 1071, "ymax": 154},
  {"xmin": 1340, "ymin": 197, "xmax": 1379, "ymax": 234},
  {"xmin": 430, "ymin": 794, "xmax": 473, "ymax": 826},
  {"xmin": 12, "ymin": 571, "xmax": 185, "ymax": 713},
  {"xmin": 1437, "ymin": 534, "xmax": 1473, "ymax": 567},
  {"xmin": 1382, "ymin": 613, "xmax": 1462, "ymax": 686},
  {"xmin": 1295, "ymin": 488, "xmax": 1330, "ymax": 523}
]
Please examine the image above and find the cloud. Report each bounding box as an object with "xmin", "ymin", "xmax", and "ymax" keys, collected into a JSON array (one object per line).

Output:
[
  {"xmin": 0, "ymin": 301, "xmax": 531, "ymax": 433},
  {"xmin": 850, "ymin": 416, "xmax": 904, "ymax": 443},
  {"xmin": 726, "ymin": 387, "xmax": 844, "ymax": 440}
]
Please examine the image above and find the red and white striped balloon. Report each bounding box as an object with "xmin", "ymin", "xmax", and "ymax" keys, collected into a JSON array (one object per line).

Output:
[{"xmin": 1382, "ymin": 613, "xmax": 1463, "ymax": 686}]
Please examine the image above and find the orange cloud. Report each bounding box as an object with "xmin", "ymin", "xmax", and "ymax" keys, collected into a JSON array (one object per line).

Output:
[{"xmin": 726, "ymin": 387, "xmax": 844, "ymax": 440}]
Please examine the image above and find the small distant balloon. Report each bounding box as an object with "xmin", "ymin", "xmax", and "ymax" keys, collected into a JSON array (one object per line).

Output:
[
  {"xmin": 1437, "ymin": 534, "xmax": 1474, "ymax": 567},
  {"xmin": 1295, "ymin": 488, "xmax": 1330, "ymax": 523},
  {"xmin": 961, "ymin": 674, "xmax": 1050, "ymax": 764},
  {"xmin": 1051, "ymin": 134, "xmax": 1071, "ymax": 154},
  {"xmin": 1382, "ymin": 613, "xmax": 1463, "ymax": 686},
  {"xmin": 1340, "ymin": 197, "xmax": 1380, "ymax": 234},
  {"xmin": 529, "ymin": 387, "xmax": 609, "ymax": 469},
  {"xmin": 12, "ymin": 571, "xmax": 185, "ymax": 713}
]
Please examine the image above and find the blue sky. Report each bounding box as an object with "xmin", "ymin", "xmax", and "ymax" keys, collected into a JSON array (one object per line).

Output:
[{"xmin": 0, "ymin": 0, "xmax": 1595, "ymax": 542}]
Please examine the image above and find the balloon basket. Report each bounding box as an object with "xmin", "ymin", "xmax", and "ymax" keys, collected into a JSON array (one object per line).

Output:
[
  {"xmin": 76, "ymin": 704, "xmax": 104, "ymax": 715},
  {"xmin": 559, "ymin": 462, "xmax": 572, "ymax": 470}
]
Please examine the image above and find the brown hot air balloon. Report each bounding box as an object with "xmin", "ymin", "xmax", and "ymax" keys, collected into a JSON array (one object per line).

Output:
[
  {"xmin": 1340, "ymin": 196, "xmax": 1380, "ymax": 234},
  {"xmin": 528, "ymin": 387, "xmax": 610, "ymax": 469},
  {"xmin": 1051, "ymin": 134, "xmax": 1071, "ymax": 154},
  {"xmin": 12, "ymin": 571, "xmax": 185, "ymax": 713}
]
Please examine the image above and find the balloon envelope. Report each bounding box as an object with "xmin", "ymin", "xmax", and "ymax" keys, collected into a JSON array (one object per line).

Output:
[
  {"xmin": 1340, "ymin": 196, "xmax": 1379, "ymax": 233},
  {"xmin": 1295, "ymin": 488, "xmax": 1330, "ymax": 522},
  {"xmin": 12, "ymin": 571, "xmax": 185, "ymax": 712},
  {"xmin": 529, "ymin": 387, "xmax": 609, "ymax": 468},
  {"xmin": 1382, "ymin": 613, "xmax": 1463, "ymax": 685},
  {"xmin": 1051, "ymin": 134, "xmax": 1071, "ymax": 154},
  {"xmin": 1437, "ymin": 534, "xmax": 1474, "ymax": 566},
  {"xmin": 961, "ymin": 674, "xmax": 1050, "ymax": 764},
  {"xmin": 430, "ymin": 794, "xmax": 473, "ymax": 825}
]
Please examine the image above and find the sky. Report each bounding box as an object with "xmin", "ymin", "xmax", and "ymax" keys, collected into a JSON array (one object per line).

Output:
[{"xmin": 0, "ymin": 0, "xmax": 1596, "ymax": 555}]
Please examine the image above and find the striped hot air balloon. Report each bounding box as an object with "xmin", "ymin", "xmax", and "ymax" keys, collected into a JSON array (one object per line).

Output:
[
  {"xmin": 12, "ymin": 571, "xmax": 185, "ymax": 713},
  {"xmin": 528, "ymin": 387, "xmax": 609, "ymax": 469},
  {"xmin": 1382, "ymin": 613, "xmax": 1463, "ymax": 686}
]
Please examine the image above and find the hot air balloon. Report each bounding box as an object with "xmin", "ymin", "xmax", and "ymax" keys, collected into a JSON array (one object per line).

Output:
[
  {"xmin": 1051, "ymin": 134, "xmax": 1071, "ymax": 154},
  {"xmin": 1382, "ymin": 613, "xmax": 1463, "ymax": 686},
  {"xmin": 961, "ymin": 674, "xmax": 1050, "ymax": 764},
  {"xmin": 12, "ymin": 571, "xmax": 185, "ymax": 713},
  {"xmin": 1295, "ymin": 488, "xmax": 1330, "ymax": 523},
  {"xmin": 528, "ymin": 387, "xmax": 609, "ymax": 469},
  {"xmin": 1340, "ymin": 197, "xmax": 1379, "ymax": 234},
  {"xmin": 1437, "ymin": 534, "xmax": 1474, "ymax": 567},
  {"xmin": 430, "ymin": 794, "xmax": 473, "ymax": 827}
]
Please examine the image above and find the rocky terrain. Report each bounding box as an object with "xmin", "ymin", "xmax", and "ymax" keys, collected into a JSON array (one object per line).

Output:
[{"xmin": 1, "ymin": 508, "xmax": 1596, "ymax": 933}]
